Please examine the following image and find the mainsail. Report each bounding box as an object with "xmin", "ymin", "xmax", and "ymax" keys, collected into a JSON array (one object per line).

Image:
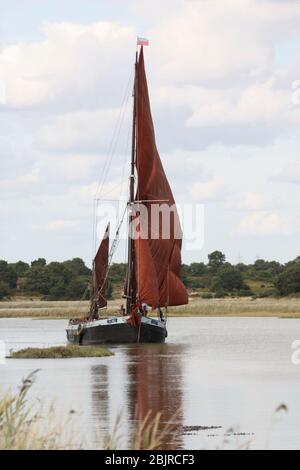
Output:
[
  {"xmin": 91, "ymin": 223, "xmax": 110, "ymax": 314},
  {"xmin": 132, "ymin": 48, "xmax": 188, "ymax": 308}
]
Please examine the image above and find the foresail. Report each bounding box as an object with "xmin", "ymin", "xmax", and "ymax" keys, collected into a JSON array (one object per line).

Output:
[{"xmin": 134, "ymin": 48, "xmax": 188, "ymax": 308}]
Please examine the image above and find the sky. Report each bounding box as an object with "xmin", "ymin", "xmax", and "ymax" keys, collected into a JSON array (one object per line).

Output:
[{"xmin": 1, "ymin": 0, "xmax": 300, "ymax": 266}]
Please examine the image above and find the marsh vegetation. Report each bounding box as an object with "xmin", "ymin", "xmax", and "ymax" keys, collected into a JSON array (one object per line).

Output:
[{"xmin": 9, "ymin": 345, "xmax": 113, "ymax": 359}]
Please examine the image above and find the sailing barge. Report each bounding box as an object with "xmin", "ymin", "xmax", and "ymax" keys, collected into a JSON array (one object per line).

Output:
[{"xmin": 66, "ymin": 45, "xmax": 188, "ymax": 345}]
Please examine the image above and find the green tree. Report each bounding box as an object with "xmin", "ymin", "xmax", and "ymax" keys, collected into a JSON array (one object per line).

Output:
[
  {"xmin": 22, "ymin": 266, "xmax": 50, "ymax": 295},
  {"xmin": 31, "ymin": 258, "xmax": 46, "ymax": 268},
  {"xmin": 65, "ymin": 278, "xmax": 89, "ymax": 300},
  {"xmin": 211, "ymin": 265, "xmax": 250, "ymax": 294},
  {"xmin": 208, "ymin": 251, "xmax": 226, "ymax": 271},
  {"xmin": 0, "ymin": 260, "xmax": 17, "ymax": 288},
  {"xmin": 251, "ymin": 259, "xmax": 283, "ymax": 281},
  {"xmin": 10, "ymin": 261, "xmax": 30, "ymax": 277},
  {"xmin": 48, "ymin": 284, "xmax": 67, "ymax": 300},
  {"xmin": 62, "ymin": 258, "xmax": 91, "ymax": 277},
  {"xmin": 275, "ymin": 263, "xmax": 300, "ymax": 296},
  {"xmin": 0, "ymin": 281, "xmax": 10, "ymax": 300},
  {"xmin": 190, "ymin": 263, "xmax": 207, "ymax": 276},
  {"xmin": 109, "ymin": 263, "xmax": 127, "ymax": 283},
  {"xmin": 45, "ymin": 262, "xmax": 72, "ymax": 299}
]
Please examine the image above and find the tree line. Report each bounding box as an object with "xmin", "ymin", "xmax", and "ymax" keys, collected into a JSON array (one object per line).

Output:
[{"xmin": 0, "ymin": 251, "xmax": 300, "ymax": 301}]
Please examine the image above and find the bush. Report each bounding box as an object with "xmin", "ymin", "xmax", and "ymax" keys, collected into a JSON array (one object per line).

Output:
[
  {"xmin": 238, "ymin": 289, "xmax": 253, "ymax": 297},
  {"xmin": 275, "ymin": 262, "xmax": 300, "ymax": 296},
  {"xmin": 0, "ymin": 281, "xmax": 10, "ymax": 300},
  {"xmin": 22, "ymin": 259, "xmax": 90, "ymax": 300},
  {"xmin": 215, "ymin": 289, "xmax": 227, "ymax": 298},
  {"xmin": 10, "ymin": 261, "xmax": 30, "ymax": 277},
  {"xmin": 211, "ymin": 266, "xmax": 249, "ymax": 294},
  {"xmin": 201, "ymin": 293, "xmax": 214, "ymax": 299},
  {"xmin": 257, "ymin": 290, "xmax": 276, "ymax": 299},
  {"xmin": 0, "ymin": 261, "xmax": 17, "ymax": 289}
]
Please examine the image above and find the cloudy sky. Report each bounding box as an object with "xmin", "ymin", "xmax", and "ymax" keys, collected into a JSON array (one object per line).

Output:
[{"xmin": 1, "ymin": 0, "xmax": 300, "ymax": 266}]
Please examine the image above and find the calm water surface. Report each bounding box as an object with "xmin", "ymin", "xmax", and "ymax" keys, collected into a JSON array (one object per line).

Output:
[{"xmin": 0, "ymin": 317, "xmax": 300, "ymax": 450}]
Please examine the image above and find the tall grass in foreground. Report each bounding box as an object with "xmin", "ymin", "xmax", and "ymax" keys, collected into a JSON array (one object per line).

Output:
[
  {"xmin": 104, "ymin": 410, "xmax": 181, "ymax": 450},
  {"xmin": 0, "ymin": 371, "xmax": 76, "ymax": 450},
  {"xmin": 0, "ymin": 372, "xmax": 179, "ymax": 450}
]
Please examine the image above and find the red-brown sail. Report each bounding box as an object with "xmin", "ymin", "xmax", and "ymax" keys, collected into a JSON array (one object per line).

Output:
[
  {"xmin": 92, "ymin": 223, "xmax": 109, "ymax": 309},
  {"xmin": 134, "ymin": 48, "xmax": 188, "ymax": 308}
]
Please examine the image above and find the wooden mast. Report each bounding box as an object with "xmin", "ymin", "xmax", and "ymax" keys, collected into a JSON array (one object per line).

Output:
[{"xmin": 126, "ymin": 51, "xmax": 138, "ymax": 315}]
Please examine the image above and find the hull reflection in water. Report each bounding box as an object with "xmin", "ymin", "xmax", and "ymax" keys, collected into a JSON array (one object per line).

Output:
[{"xmin": 90, "ymin": 344, "xmax": 185, "ymax": 449}]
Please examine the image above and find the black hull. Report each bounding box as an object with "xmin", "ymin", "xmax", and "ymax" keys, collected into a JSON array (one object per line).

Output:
[{"xmin": 66, "ymin": 320, "xmax": 167, "ymax": 345}]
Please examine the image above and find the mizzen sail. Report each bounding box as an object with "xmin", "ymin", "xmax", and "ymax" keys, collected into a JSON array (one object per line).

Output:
[{"xmin": 92, "ymin": 223, "xmax": 110, "ymax": 310}]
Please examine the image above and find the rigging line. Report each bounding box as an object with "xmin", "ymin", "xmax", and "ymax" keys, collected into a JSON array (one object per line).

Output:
[
  {"xmin": 92, "ymin": 198, "xmax": 97, "ymax": 264},
  {"xmin": 97, "ymin": 85, "xmax": 131, "ymax": 201},
  {"xmin": 92, "ymin": 71, "xmax": 132, "ymax": 259},
  {"xmin": 114, "ymin": 120, "xmax": 132, "ymax": 228},
  {"xmin": 94, "ymin": 102, "xmax": 130, "ymax": 208},
  {"xmin": 117, "ymin": 112, "xmax": 132, "ymax": 225},
  {"xmin": 94, "ymin": 73, "xmax": 132, "ymax": 262},
  {"xmin": 120, "ymin": 114, "xmax": 132, "ymax": 198},
  {"xmin": 93, "ymin": 102, "xmax": 130, "ymax": 240},
  {"xmin": 95, "ymin": 68, "xmax": 133, "ymax": 202},
  {"xmin": 72, "ymin": 280, "xmax": 91, "ymax": 314},
  {"xmin": 93, "ymin": 203, "xmax": 127, "ymax": 302},
  {"xmin": 95, "ymin": 71, "xmax": 132, "ymax": 199},
  {"xmin": 96, "ymin": 100, "xmax": 128, "ymax": 201}
]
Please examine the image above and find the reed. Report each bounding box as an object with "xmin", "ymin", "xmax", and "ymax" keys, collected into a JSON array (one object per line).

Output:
[
  {"xmin": 1, "ymin": 297, "xmax": 300, "ymax": 319},
  {"xmin": 104, "ymin": 409, "xmax": 181, "ymax": 450},
  {"xmin": 168, "ymin": 297, "xmax": 300, "ymax": 318},
  {"xmin": 0, "ymin": 371, "xmax": 76, "ymax": 450},
  {"xmin": 0, "ymin": 374, "xmax": 179, "ymax": 450}
]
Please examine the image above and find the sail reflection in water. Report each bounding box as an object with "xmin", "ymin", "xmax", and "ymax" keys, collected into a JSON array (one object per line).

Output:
[
  {"xmin": 90, "ymin": 344, "xmax": 185, "ymax": 449},
  {"xmin": 90, "ymin": 364, "xmax": 109, "ymax": 445}
]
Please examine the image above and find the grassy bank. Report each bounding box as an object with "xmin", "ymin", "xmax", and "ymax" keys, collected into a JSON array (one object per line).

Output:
[
  {"xmin": 9, "ymin": 345, "xmax": 113, "ymax": 359},
  {"xmin": 1, "ymin": 297, "xmax": 300, "ymax": 319},
  {"xmin": 0, "ymin": 298, "xmax": 122, "ymax": 319},
  {"xmin": 169, "ymin": 297, "xmax": 300, "ymax": 318}
]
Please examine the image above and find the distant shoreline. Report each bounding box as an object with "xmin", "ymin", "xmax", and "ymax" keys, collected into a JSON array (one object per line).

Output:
[{"xmin": 1, "ymin": 297, "xmax": 300, "ymax": 319}]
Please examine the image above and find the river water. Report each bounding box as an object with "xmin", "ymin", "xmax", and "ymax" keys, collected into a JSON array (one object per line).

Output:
[{"xmin": 0, "ymin": 317, "xmax": 300, "ymax": 450}]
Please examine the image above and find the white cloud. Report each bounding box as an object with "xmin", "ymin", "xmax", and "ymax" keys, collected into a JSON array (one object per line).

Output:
[
  {"xmin": 0, "ymin": 169, "xmax": 40, "ymax": 188},
  {"xmin": 80, "ymin": 180, "xmax": 128, "ymax": 203},
  {"xmin": 47, "ymin": 219, "xmax": 80, "ymax": 231},
  {"xmin": 146, "ymin": 0, "xmax": 300, "ymax": 146},
  {"xmin": 154, "ymin": 78, "xmax": 299, "ymax": 130},
  {"xmin": 274, "ymin": 160, "xmax": 300, "ymax": 184},
  {"xmin": 238, "ymin": 211, "xmax": 291, "ymax": 236},
  {"xmin": 39, "ymin": 154, "xmax": 100, "ymax": 183},
  {"xmin": 151, "ymin": 0, "xmax": 300, "ymax": 85},
  {"xmin": 37, "ymin": 108, "xmax": 129, "ymax": 153},
  {"xmin": 190, "ymin": 177, "xmax": 225, "ymax": 202},
  {"xmin": 0, "ymin": 21, "xmax": 135, "ymax": 109},
  {"xmin": 232, "ymin": 192, "xmax": 271, "ymax": 211}
]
